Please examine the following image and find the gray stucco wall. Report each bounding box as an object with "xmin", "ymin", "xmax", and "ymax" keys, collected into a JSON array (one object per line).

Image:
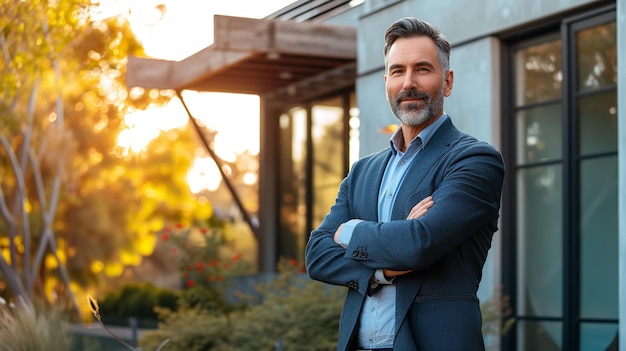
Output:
[{"xmin": 445, "ymin": 37, "xmax": 501, "ymax": 147}]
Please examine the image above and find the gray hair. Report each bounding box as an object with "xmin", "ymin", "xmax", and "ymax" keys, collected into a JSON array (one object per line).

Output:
[{"xmin": 383, "ymin": 17, "xmax": 450, "ymax": 75}]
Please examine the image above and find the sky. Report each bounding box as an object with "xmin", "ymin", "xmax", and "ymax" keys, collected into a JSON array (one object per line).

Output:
[
  {"xmin": 117, "ymin": 0, "xmax": 297, "ymax": 191},
  {"xmin": 127, "ymin": 0, "xmax": 297, "ymax": 61}
]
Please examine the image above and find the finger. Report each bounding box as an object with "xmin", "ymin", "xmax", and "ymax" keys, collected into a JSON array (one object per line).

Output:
[
  {"xmin": 413, "ymin": 197, "xmax": 434, "ymax": 212},
  {"xmin": 407, "ymin": 197, "xmax": 434, "ymax": 219},
  {"xmin": 416, "ymin": 196, "xmax": 433, "ymax": 207}
]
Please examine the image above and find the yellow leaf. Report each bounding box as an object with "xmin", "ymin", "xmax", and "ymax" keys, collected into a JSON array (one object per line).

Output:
[{"xmin": 104, "ymin": 262, "xmax": 124, "ymax": 277}]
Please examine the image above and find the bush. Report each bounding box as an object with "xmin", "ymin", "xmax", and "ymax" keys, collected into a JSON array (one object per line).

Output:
[
  {"xmin": 139, "ymin": 263, "xmax": 345, "ymax": 351},
  {"xmin": 139, "ymin": 304, "xmax": 232, "ymax": 351},
  {"xmin": 224, "ymin": 272, "xmax": 344, "ymax": 351},
  {"xmin": 97, "ymin": 283, "xmax": 178, "ymax": 327}
]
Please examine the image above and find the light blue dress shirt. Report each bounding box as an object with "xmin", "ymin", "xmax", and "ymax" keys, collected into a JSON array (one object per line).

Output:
[{"xmin": 337, "ymin": 114, "xmax": 449, "ymax": 349}]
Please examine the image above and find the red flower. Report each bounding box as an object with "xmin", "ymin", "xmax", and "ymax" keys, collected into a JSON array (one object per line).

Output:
[
  {"xmin": 222, "ymin": 263, "xmax": 229, "ymax": 270},
  {"xmin": 196, "ymin": 262, "xmax": 206, "ymax": 272},
  {"xmin": 175, "ymin": 223, "xmax": 183, "ymax": 229},
  {"xmin": 161, "ymin": 233, "xmax": 169, "ymax": 241},
  {"xmin": 289, "ymin": 259, "xmax": 298, "ymax": 267},
  {"xmin": 186, "ymin": 279, "xmax": 195, "ymax": 287},
  {"xmin": 171, "ymin": 248, "xmax": 177, "ymax": 254},
  {"xmin": 207, "ymin": 275, "xmax": 214, "ymax": 281},
  {"xmin": 200, "ymin": 228, "xmax": 208, "ymax": 234},
  {"xmin": 232, "ymin": 253, "xmax": 242, "ymax": 262},
  {"xmin": 209, "ymin": 260, "xmax": 218, "ymax": 268},
  {"xmin": 183, "ymin": 272, "xmax": 189, "ymax": 278},
  {"xmin": 217, "ymin": 275, "xmax": 224, "ymax": 282}
]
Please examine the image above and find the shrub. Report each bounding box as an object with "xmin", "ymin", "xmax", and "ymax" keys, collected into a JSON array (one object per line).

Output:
[
  {"xmin": 97, "ymin": 283, "xmax": 178, "ymax": 327},
  {"xmin": 139, "ymin": 260, "xmax": 345, "ymax": 351},
  {"xmin": 224, "ymin": 270, "xmax": 344, "ymax": 351}
]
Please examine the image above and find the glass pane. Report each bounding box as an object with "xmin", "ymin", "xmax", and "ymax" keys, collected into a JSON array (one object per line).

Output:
[
  {"xmin": 312, "ymin": 97, "xmax": 345, "ymax": 229},
  {"xmin": 578, "ymin": 91, "xmax": 618, "ymax": 156},
  {"xmin": 580, "ymin": 156, "xmax": 618, "ymax": 319},
  {"xmin": 514, "ymin": 39, "xmax": 562, "ymax": 106},
  {"xmin": 278, "ymin": 107, "xmax": 307, "ymax": 261},
  {"xmin": 577, "ymin": 22, "xmax": 617, "ymax": 91},
  {"xmin": 580, "ymin": 323, "xmax": 619, "ymax": 351},
  {"xmin": 516, "ymin": 103, "xmax": 562, "ymax": 164},
  {"xmin": 516, "ymin": 165, "xmax": 563, "ymax": 317},
  {"xmin": 517, "ymin": 320, "xmax": 562, "ymax": 351}
]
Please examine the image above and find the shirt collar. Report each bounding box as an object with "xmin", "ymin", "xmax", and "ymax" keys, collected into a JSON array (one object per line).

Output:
[{"xmin": 389, "ymin": 113, "xmax": 449, "ymax": 154}]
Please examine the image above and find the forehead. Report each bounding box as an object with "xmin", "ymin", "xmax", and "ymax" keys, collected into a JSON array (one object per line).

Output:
[{"xmin": 386, "ymin": 36, "xmax": 439, "ymax": 67}]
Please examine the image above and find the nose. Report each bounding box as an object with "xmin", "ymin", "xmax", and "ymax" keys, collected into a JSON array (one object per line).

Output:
[{"xmin": 402, "ymin": 71, "xmax": 417, "ymax": 90}]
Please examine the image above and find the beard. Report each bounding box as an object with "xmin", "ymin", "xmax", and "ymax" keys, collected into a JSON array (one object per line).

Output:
[{"xmin": 389, "ymin": 87, "xmax": 444, "ymax": 126}]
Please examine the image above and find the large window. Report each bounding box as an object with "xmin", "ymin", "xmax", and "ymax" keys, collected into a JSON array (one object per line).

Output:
[
  {"xmin": 506, "ymin": 6, "xmax": 617, "ymax": 350},
  {"xmin": 277, "ymin": 91, "xmax": 358, "ymax": 263}
]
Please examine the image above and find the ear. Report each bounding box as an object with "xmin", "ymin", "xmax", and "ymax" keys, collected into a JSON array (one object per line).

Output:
[{"xmin": 444, "ymin": 69, "xmax": 454, "ymax": 97}]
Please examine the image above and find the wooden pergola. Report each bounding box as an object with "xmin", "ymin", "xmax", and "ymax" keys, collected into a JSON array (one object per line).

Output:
[
  {"xmin": 126, "ymin": 14, "xmax": 357, "ymax": 272},
  {"xmin": 127, "ymin": 15, "xmax": 356, "ymax": 99}
]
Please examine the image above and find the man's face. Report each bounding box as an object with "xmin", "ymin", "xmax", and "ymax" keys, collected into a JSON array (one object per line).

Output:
[{"xmin": 384, "ymin": 36, "xmax": 453, "ymax": 127}]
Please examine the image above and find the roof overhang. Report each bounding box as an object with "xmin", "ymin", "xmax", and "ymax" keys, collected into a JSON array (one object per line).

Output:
[{"xmin": 126, "ymin": 15, "xmax": 357, "ymax": 101}]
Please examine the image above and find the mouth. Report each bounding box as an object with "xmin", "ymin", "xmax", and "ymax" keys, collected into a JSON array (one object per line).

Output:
[
  {"xmin": 397, "ymin": 90, "xmax": 429, "ymax": 104},
  {"xmin": 399, "ymin": 97, "xmax": 426, "ymax": 106}
]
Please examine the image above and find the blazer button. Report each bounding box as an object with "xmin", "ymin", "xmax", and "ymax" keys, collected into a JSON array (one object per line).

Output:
[{"xmin": 352, "ymin": 250, "xmax": 360, "ymax": 257}]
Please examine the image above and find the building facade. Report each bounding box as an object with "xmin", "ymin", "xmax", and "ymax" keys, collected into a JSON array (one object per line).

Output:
[{"xmin": 126, "ymin": 0, "xmax": 623, "ymax": 349}]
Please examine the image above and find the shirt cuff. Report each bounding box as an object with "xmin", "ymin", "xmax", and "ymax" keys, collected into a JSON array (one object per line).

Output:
[
  {"xmin": 373, "ymin": 269, "xmax": 395, "ymax": 285},
  {"xmin": 336, "ymin": 219, "xmax": 363, "ymax": 248}
]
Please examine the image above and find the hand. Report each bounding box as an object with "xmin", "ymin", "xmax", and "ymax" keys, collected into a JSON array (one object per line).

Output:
[
  {"xmin": 406, "ymin": 195, "xmax": 433, "ymax": 220},
  {"xmin": 383, "ymin": 269, "xmax": 412, "ymax": 278}
]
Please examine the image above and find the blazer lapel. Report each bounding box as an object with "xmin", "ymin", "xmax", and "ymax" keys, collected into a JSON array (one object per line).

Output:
[
  {"xmin": 391, "ymin": 118, "xmax": 460, "ymax": 220},
  {"xmin": 393, "ymin": 118, "xmax": 461, "ymax": 331},
  {"xmin": 358, "ymin": 150, "xmax": 392, "ymax": 221}
]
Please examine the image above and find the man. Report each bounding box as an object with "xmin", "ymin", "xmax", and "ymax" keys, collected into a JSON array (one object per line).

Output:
[{"xmin": 305, "ymin": 17, "xmax": 505, "ymax": 351}]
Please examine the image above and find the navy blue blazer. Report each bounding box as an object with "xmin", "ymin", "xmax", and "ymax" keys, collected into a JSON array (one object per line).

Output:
[{"xmin": 305, "ymin": 117, "xmax": 505, "ymax": 351}]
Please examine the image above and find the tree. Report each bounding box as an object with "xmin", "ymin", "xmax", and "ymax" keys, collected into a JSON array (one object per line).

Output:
[{"xmin": 0, "ymin": 0, "xmax": 203, "ymax": 317}]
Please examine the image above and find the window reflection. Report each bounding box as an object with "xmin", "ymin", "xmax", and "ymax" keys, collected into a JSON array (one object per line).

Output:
[
  {"xmin": 514, "ymin": 39, "xmax": 562, "ymax": 106},
  {"xmin": 515, "ymin": 103, "xmax": 562, "ymax": 164},
  {"xmin": 276, "ymin": 91, "xmax": 357, "ymax": 262},
  {"xmin": 312, "ymin": 97, "xmax": 345, "ymax": 229},
  {"xmin": 577, "ymin": 22, "xmax": 617, "ymax": 90},
  {"xmin": 278, "ymin": 108, "xmax": 307, "ymax": 262},
  {"xmin": 516, "ymin": 166, "xmax": 563, "ymax": 319}
]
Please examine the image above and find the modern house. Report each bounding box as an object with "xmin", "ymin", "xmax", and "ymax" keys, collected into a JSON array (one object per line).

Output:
[{"xmin": 126, "ymin": 0, "xmax": 623, "ymax": 349}]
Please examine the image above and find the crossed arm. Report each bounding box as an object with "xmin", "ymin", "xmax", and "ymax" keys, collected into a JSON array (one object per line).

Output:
[{"xmin": 333, "ymin": 195, "xmax": 434, "ymax": 279}]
